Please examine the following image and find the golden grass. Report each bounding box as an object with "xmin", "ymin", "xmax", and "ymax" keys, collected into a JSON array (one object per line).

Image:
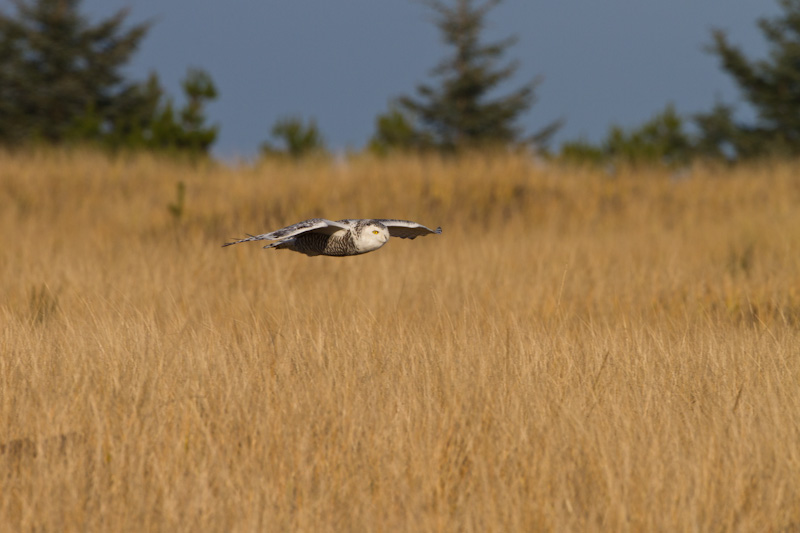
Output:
[{"xmin": 1, "ymin": 148, "xmax": 799, "ymax": 531}]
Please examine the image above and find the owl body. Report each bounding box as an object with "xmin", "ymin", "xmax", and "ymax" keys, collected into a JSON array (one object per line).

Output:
[{"xmin": 223, "ymin": 218, "xmax": 439, "ymax": 257}]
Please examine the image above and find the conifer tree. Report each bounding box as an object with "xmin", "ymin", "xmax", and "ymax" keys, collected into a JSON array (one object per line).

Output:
[
  {"xmin": 696, "ymin": 0, "xmax": 800, "ymax": 158},
  {"xmin": 561, "ymin": 104, "xmax": 692, "ymax": 167},
  {"xmin": 397, "ymin": 0, "xmax": 560, "ymax": 151},
  {"xmin": 0, "ymin": 0, "xmax": 151, "ymax": 144},
  {"xmin": 260, "ymin": 117, "xmax": 326, "ymax": 159},
  {"xmin": 0, "ymin": 0, "xmax": 218, "ymax": 154},
  {"xmin": 368, "ymin": 105, "xmax": 434, "ymax": 154},
  {"xmin": 146, "ymin": 69, "xmax": 219, "ymax": 154}
]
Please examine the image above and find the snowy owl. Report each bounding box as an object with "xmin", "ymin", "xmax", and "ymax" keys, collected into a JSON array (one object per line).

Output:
[{"xmin": 223, "ymin": 218, "xmax": 442, "ymax": 256}]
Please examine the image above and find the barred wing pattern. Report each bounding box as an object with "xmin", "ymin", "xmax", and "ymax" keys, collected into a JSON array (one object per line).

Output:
[
  {"xmin": 222, "ymin": 218, "xmax": 350, "ymax": 247},
  {"xmin": 223, "ymin": 218, "xmax": 441, "ymax": 256},
  {"xmin": 373, "ymin": 219, "xmax": 443, "ymax": 239}
]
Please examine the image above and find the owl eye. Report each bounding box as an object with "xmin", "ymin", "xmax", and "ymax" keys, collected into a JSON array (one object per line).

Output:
[{"xmin": 372, "ymin": 230, "xmax": 379, "ymax": 235}]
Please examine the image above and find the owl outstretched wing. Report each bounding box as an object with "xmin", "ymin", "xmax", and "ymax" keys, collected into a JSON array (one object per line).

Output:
[
  {"xmin": 373, "ymin": 219, "xmax": 442, "ymax": 239},
  {"xmin": 222, "ymin": 218, "xmax": 350, "ymax": 247}
]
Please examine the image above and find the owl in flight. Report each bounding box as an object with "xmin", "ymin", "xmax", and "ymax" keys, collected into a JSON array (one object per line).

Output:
[{"xmin": 223, "ymin": 218, "xmax": 442, "ymax": 256}]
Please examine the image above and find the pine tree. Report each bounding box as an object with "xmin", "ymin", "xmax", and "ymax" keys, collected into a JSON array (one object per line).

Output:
[
  {"xmin": 260, "ymin": 117, "xmax": 326, "ymax": 159},
  {"xmin": 175, "ymin": 69, "xmax": 218, "ymax": 153},
  {"xmin": 560, "ymin": 104, "xmax": 692, "ymax": 167},
  {"xmin": 368, "ymin": 105, "xmax": 434, "ymax": 154},
  {"xmin": 0, "ymin": 0, "xmax": 218, "ymax": 154},
  {"xmin": 144, "ymin": 68, "xmax": 219, "ymax": 154},
  {"xmin": 397, "ymin": 0, "xmax": 560, "ymax": 151},
  {"xmin": 0, "ymin": 0, "xmax": 152, "ymax": 144},
  {"xmin": 696, "ymin": 0, "xmax": 800, "ymax": 158}
]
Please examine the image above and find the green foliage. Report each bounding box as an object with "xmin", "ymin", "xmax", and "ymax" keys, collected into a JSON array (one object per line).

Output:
[
  {"xmin": 606, "ymin": 105, "xmax": 692, "ymax": 166},
  {"xmin": 696, "ymin": 0, "xmax": 800, "ymax": 158},
  {"xmin": 395, "ymin": 0, "xmax": 561, "ymax": 152},
  {"xmin": 368, "ymin": 105, "xmax": 434, "ymax": 154},
  {"xmin": 559, "ymin": 139, "xmax": 606, "ymax": 166},
  {"xmin": 0, "ymin": 0, "xmax": 151, "ymax": 144},
  {"xmin": 561, "ymin": 104, "xmax": 693, "ymax": 167},
  {"xmin": 176, "ymin": 69, "xmax": 219, "ymax": 152},
  {"xmin": 89, "ymin": 68, "xmax": 218, "ymax": 155},
  {"xmin": 260, "ymin": 117, "xmax": 327, "ymax": 159},
  {"xmin": 0, "ymin": 0, "xmax": 218, "ymax": 154},
  {"xmin": 167, "ymin": 181, "xmax": 186, "ymax": 221},
  {"xmin": 691, "ymin": 102, "xmax": 740, "ymax": 161},
  {"xmin": 143, "ymin": 69, "xmax": 219, "ymax": 154}
]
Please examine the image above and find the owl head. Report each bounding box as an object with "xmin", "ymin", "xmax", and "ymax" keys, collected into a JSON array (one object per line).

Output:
[{"xmin": 355, "ymin": 221, "xmax": 390, "ymax": 253}]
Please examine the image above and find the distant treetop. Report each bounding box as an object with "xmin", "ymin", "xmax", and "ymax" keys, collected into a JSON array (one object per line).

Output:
[
  {"xmin": 0, "ymin": 0, "xmax": 218, "ymax": 155},
  {"xmin": 373, "ymin": 0, "xmax": 561, "ymax": 154}
]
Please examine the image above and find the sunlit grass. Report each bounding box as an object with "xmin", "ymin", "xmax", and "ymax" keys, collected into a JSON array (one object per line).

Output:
[{"xmin": 1, "ymin": 148, "xmax": 799, "ymax": 531}]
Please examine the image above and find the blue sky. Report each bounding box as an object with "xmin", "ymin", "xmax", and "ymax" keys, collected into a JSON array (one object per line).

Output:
[{"xmin": 81, "ymin": 1, "xmax": 779, "ymax": 159}]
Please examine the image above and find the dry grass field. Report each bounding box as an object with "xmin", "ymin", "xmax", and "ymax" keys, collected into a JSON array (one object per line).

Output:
[{"xmin": 1, "ymin": 148, "xmax": 799, "ymax": 532}]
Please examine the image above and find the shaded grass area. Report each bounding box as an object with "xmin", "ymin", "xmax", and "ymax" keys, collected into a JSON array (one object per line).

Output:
[{"xmin": 1, "ymin": 149, "xmax": 799, "ymax": 531}]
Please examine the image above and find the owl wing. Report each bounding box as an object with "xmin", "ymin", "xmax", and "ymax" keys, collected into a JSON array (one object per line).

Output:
[
  {"xmin": 375, "ymin": 219, "xmax": 442, "ymax": 240},
  {"xmin": 222, "ymin": 218, "xmax": 350, "ymax": 247}
]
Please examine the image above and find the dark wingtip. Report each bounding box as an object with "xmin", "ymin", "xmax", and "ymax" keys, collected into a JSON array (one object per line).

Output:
[{"xmin": 434, "ymin": 227, "xmax": 442, "ymax": 234}]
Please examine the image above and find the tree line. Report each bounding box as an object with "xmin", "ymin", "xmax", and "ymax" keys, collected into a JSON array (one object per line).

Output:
[{"xmin": 2, "ymin": 0, "xmax": 800, "ymax": 164}]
